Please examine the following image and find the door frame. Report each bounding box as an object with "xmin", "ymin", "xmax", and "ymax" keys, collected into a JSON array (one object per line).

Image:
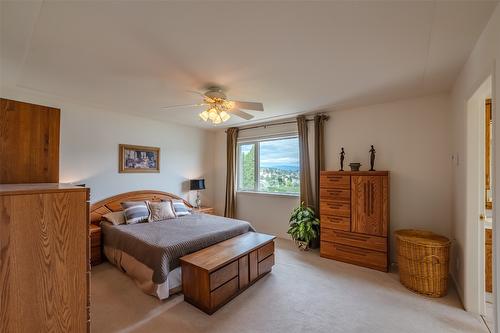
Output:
[{"xmin": 465, "ymin": 75, "xmax": 492, "ymax": 315}]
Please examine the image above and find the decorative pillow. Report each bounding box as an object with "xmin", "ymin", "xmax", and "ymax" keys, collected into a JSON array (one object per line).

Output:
[
  {"xmin": 121, "ymin": 201, "xmax": 149, "ymax": 224},
  {"xmin": 171, "ymin": 199, "xmax": 191, "ymax": 216},
  {"xmin": 102, "ymin": 211, "xmax": 126, "ymax": 225},
  {"xmin": 147, "ymin": 201, "xmax": 176, "ymax": 222}
]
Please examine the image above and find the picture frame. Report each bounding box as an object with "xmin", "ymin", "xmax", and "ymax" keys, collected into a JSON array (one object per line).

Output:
[{"xmin": 119, "ymin": 144, "xmax": 160, "ymax": 173}]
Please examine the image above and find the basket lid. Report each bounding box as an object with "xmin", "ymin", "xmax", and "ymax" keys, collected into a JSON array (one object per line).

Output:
[{"xmin": 395, "ymin": 229, "xmax": 450, "ymax": 246}]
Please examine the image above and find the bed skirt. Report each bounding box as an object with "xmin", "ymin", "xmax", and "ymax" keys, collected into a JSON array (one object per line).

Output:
[{"xmin": 103, "ymin": 245, "xmax": 182, "ymax": 300}]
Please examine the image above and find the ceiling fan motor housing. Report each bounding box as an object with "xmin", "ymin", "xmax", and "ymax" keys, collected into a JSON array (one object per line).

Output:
[{"xmin": 205, "ymin": 87, "xmax": 227, "ymax": 100}]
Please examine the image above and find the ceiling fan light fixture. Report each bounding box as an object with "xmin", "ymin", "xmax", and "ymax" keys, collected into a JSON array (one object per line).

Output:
[
  {"xmin": 208, "ymin": 108, "xmax": 218, "ymax": 121},
  {"xmin": 199, "ymin": 110, "xmax": 209, "ymax": 121},
  {"xmin": 219, "ymin": 111, "xmax": 231, "ymax": 122},
  {"xmin": 213, "ymin": 115, "xmax": 222, "ymax": 124},
  {"xmin": 223, "ymin": 100, "xmax": 235, "ymax": 110}
]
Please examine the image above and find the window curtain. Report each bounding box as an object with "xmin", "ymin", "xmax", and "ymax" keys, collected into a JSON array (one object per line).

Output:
[
  {"xmin": 224, "ymin": 127, "xmax": 239, "ymax": 218},
  {"xmin": 314, "ymin": 114, "xmax": 328, "ymax": 214},
  {"xmin": 297, "ymin": 116, "xmax": 313, "ymax": 208}
]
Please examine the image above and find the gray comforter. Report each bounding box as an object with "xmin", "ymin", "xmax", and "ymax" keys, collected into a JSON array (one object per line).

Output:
[{"xmin": 101, "ymin": 213, "xmax": 255, "ymax": 284}]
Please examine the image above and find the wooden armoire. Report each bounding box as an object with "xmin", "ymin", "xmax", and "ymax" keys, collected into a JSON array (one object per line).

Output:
[
  {"xmin": 319, "ymin": 171, "xmax": 389, "ymax": 272},
  {"xmin": 0, "ymin": 98, "xmax": 90, "ymax": 332}
]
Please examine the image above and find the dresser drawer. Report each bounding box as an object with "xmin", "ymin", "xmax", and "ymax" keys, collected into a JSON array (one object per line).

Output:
[
  {"xmin": 257, "ymin": 241, "xmax": 274, "ymax": 262},
  {"xmin": 320, "ymin": 173, "xmax": 350, "ymax": 189},
  {"xmin": 210, "ymin": 260, "xmax": 239, "ymax": 291},
  {"xmin": 210, "ymin": 276, "xmax": 239, "ymax": 309},
  {"xmin": 320, "ymin": 241, "xmax": 387, "ymax": 271},
  {"xmin": 320, "ymin": 200, "xmax": 350, "ymax": 217},
  {"xmin": 320, "ymin": 188, "xmax": 350, "ymax": 202},
  {"xmin": 258, "ymin": 254, "xmax": 274, "ymax": 275},
  {"xmin": 320, "ymin": 215, "xmax": 350, "ymax": 231},
  {"xmin": 90, "ymin": 234, "xmax": 100, "ymax": 247},
  {"xmin": 321, "ymin": 229, "xmax": 387, "ymax": 252},
  {"xmin": 90, "ymin": 246, "xmax": 101, "ymax": 265}
]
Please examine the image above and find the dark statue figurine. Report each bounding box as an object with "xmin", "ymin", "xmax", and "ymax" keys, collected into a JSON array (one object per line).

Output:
[
  {"xmin": 369, "ymin": 145, "xmax": 376, "ymax": 171},
  {"xmin": 339, "ymin": 147, "xmax": 345, "ymax": 171}
]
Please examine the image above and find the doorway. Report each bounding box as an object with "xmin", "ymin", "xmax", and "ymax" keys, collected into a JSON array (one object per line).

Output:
[{"xmin": 466, "ymin": 75, "xmax": 493, "ymax": 330}]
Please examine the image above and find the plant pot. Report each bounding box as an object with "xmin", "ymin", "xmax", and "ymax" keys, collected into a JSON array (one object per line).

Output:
[
  {"xmin": 309, "ymin": 237, "xmax": 320, "ymax": 249},
  {"xmin": 296, "ymin": 240, "xmax": 310, "ymax": 251}
]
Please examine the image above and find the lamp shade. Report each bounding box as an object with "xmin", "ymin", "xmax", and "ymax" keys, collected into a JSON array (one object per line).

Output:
[{"xmin": 190, "ymin": 179, "xmax": 206, "ymax": 190}]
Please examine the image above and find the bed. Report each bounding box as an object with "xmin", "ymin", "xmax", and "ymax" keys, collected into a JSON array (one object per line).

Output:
[{"xmin": 90, "ymin": 190, "xmax": 254, "ymax": 300}]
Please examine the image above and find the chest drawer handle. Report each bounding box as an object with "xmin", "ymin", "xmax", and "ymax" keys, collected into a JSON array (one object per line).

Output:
[
  {"xmin": 336, "ymin": 245, "xmax": 369, "ymax": 256},
  {"xmin": 337, "ymin": 232, "xmax": 369, "ymax": 241},
  {"xmin": 327, "ymin": 203, "xmax": 344, "ymax": 209}
]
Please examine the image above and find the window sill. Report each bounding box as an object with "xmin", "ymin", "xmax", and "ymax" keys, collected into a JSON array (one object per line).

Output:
[{"xmin": 236, "ymin": 191, "xmax": 300, "ymax": 199}]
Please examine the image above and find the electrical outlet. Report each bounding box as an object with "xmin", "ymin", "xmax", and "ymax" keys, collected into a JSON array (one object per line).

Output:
[{"xmin": 454, "ymin": 152, "xmax": 460, "ymax": 166}]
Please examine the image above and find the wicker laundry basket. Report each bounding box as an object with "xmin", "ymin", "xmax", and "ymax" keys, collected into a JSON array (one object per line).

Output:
[{"xmin": 395, "ymin": 229, "xmax": 451, "ymax": 297}]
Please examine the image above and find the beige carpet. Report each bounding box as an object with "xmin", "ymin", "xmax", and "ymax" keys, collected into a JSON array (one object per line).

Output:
[{"xmin": 91, "ymin": 238, "xmax": 488, "ymax": 333}]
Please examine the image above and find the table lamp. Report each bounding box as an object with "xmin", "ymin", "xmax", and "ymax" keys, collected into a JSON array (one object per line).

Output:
[{"xmin": 190, "ymin": 179, "xmax": 205, "ymax": 208}]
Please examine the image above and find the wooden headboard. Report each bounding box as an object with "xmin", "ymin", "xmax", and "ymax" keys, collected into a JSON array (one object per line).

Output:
[{"xmin": 89, "ymin": 190, "xmax": 192, "ymax": 225}]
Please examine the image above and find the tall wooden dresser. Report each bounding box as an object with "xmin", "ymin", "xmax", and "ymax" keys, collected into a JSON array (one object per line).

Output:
[
  {"xmin": 319, "ymin": 171, "xmax": 389, "ymax": 272},
  {"xmin": 0, "ymin": 184, "xmax": 90, "ymax": 333}
]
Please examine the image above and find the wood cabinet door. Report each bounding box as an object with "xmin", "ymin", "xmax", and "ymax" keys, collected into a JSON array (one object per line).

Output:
[
  {"xmin": 0, "ymin": 98, "xmax": 60, "ymax": 183},
  {"xmin": 0, "ymin": 191, "xmax": 88, "ymax": 333},
  {"xmin": 351, "ymin": 176, "xmax": 387, "ymax": 236},
  {"xmin": 485, "ymin": 229, "xmax": 493, "ymax": 293}
]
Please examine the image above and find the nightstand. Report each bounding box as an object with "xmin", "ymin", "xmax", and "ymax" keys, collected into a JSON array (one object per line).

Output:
[
  {"xmin": 89, "ymin": 224, "xmax": 102, "ymax": 266},
  {"xmin": 193, "ymin": 206, "xmax": 216, "ymax": 215}
]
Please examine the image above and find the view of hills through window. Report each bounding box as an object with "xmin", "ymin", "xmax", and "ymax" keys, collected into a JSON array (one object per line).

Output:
[{"xmin": 238, "ymin": 137, "xmax": 300, "ymax": 194}]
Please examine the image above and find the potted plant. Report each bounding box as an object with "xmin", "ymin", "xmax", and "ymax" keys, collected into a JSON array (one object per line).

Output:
[{"xmin": 287, "ymin": 202, "xmax": 320, "ymax": 251}]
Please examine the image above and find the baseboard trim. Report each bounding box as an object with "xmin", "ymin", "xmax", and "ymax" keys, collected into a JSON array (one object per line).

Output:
[{"xmin": 451, "ymin": 273, "xmax": 465, "ymax": 310}]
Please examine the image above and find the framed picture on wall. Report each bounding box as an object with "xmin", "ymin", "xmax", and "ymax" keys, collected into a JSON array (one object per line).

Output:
[{"xmin": 119, "ymin": 144, "xmax": 160, "ymax": 173}]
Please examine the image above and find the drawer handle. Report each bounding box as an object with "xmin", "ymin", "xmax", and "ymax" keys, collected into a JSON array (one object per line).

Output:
[
  {"xmin": 364, "ymin": 183, "xmax": 368, "ymax": 214},
  {"xmin": 337, "ymin": 232, "xmax": 369, "ymax": 241},
  {"xmin": 336, "ymin": 245, "xmax": 368, "ymax": 256},
  {"xmin": 371, "ymin": 182, "xmax": 375, "ymax": 215},
  {"xmin": 327, "ymin": 204, "xmax": 343, "ymax": 209}
]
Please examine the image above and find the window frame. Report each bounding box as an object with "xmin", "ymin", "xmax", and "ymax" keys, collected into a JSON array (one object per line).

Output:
[{"xmin": 236, "ymin": 135, "xmax": 300, "ymax": 197}]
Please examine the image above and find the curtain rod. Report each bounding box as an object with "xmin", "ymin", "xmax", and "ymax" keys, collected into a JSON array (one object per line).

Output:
[{"xmin": 225, "ymin": 114, "xmax": 329, "ymax": 133}]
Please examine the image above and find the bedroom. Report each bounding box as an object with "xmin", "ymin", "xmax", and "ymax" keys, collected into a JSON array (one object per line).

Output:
[{"xmin": 1, "ymin": 1, "xmax": 500, "ymax": 333}]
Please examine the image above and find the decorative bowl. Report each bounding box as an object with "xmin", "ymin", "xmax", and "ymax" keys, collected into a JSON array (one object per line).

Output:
[{"xmin": 349, "ymin": 163, "xmax": 361, "ymax": 171}]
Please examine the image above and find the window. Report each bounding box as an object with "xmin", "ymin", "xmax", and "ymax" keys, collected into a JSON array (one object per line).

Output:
[{"xmin": 237, "ymin": 136, "xmax": 300, "ymax": 195}]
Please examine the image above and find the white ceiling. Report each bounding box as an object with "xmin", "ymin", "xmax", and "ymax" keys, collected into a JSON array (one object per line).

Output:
[{"xmin": 1, "ymin": 1, "xmax": 497, "ymax": 128}]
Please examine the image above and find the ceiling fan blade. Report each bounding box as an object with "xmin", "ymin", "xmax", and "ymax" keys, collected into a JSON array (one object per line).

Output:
[
  {"xmin": 161, "ymin": 103, "xmax": 206, "ymax": 110},
  {"xmin": 187, "ymin": 90, "xmax": 215, "ymax": 103},
  {"xmin": 233, "ymin": 101, "xmax": 264, "ymax": 111},
  {"xmin": 230, "ymin": 109, "xmax": 254, "ymax": 120}
]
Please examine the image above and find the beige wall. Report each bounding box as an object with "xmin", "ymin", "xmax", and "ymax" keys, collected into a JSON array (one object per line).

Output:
[
  {"xmin": 450, "ymin": 4, "xmax": 500, "ymax": 317},
  {"xmin": 213, "ymin": 93, "xmax": 453, "ymax": 261},
  {"xmin": 1, "ymin": 86, "xmax": 216, "ymax": 205}
]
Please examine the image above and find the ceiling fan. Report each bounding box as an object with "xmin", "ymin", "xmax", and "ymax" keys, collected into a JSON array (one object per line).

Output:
[{"xmin": 162, "ymin": 86, "xmax": 264, "ymax": 124}]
